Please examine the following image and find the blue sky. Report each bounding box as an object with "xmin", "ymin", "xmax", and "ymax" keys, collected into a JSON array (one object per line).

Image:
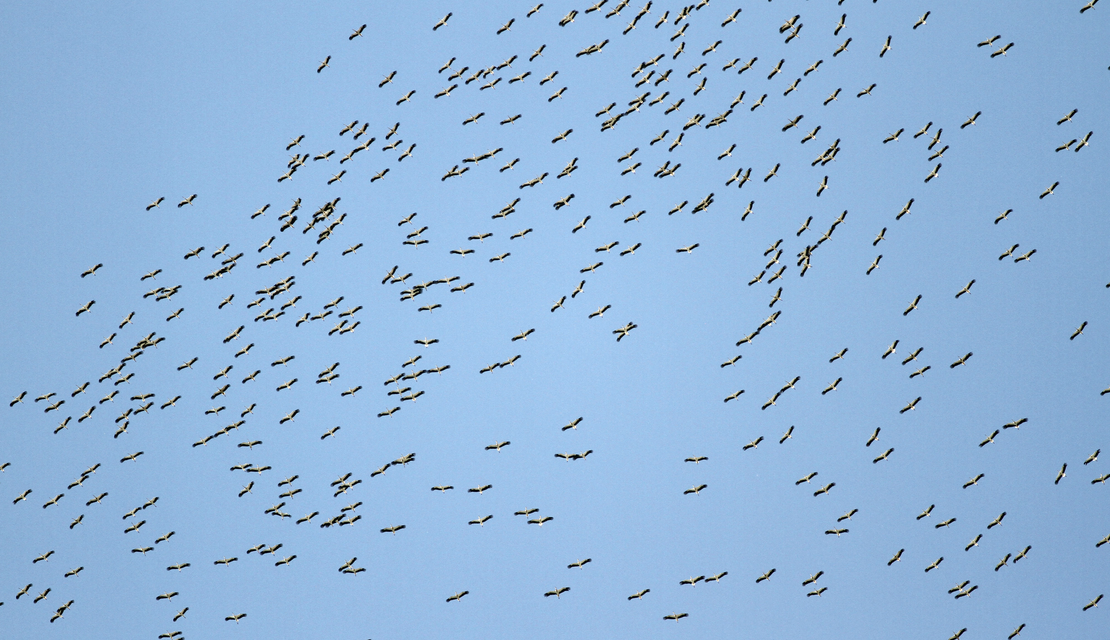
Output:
[{"xmin": 1, "ymin": 1, "xmax": 1108, "ymax": 638}]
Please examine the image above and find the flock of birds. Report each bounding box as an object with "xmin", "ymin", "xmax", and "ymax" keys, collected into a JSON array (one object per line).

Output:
[{"xmin": 3, "ymin": 1, "xmax": 1108, "ymax": 637}]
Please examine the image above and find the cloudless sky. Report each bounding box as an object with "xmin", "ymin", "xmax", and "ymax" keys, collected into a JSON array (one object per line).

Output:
[{"xmin": 1, "ymin": 1, "xmax": 1108, "ymax": 638}]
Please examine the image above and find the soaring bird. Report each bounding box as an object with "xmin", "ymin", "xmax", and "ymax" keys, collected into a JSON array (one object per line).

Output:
[{"xmin": 900, "ymin": 397, "xmax": 921, "ymax": 414}]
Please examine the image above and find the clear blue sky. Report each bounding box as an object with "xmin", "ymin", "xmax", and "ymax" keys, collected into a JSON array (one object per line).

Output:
[{"xmin": 1, "ymin": 1, "xmax": 1108, "ymax": 638}]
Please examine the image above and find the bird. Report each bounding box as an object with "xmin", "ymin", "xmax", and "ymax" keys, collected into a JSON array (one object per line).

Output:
[
  {"xmin": 1040, "ymin": 182, "xmax": 1059, "ymax": 198},
  {"xmin": 963, "ymin": 473, "xmax": 985, "ymax": 489},
  {"xmin": 950, "ymin": 353, "xmax": 973, "ymax": 368},
  {"xmin": 888, "ymin": 549, "xmax": 904, "ymax": 565},
  {"xmin": 1084, "ymin": 594, "xmax": 1103, "ymax": 611},
  {"xmin": 663, "ymin": 613, "xmax": 689, "ymax": 621},
  {"xmin": 991, "ymin": 42, "xmax": 1014, "ymax": 57},
  {"xmin": 873, "ymin": 448, "xmax": 894, "ymax": 464},
  {"xmin": 924, "ymin": 557, "xmax": 944, "ymax": 572},
  {"xmin": 225, "ymin": 613, "xmax": 247, "ymax": 623},
  {"xmin": 446, "ymin": 591, "xmax": 469, "ymax": 603},
  {"xmin": 75, "ymin": 300, "xmax": 96, "ymax": 316},
  {"xmin": 1055, "ymin": 463, "xmax": 1067, "ymax": 485},
  {"xmin": 879, "ymin": 36, "xmax": 891, "ymax": 57},
  {"xmin": 813, "ymin": 483, "xmax": 835, "ymax": 497},
  {"xmin": 900, "ymin": 397, "xmax": 922, "ymax": 414},
  {"xmin": 627, "ymin": 589, "xmax": 650, "ymax": 600},
  {"xmin": 1071, "ymin": 321, "xmax": 1088, "ymax": 340},
  {"xmin": 904, "ymin": 295, "xmax": 922, "ymax": 316}
]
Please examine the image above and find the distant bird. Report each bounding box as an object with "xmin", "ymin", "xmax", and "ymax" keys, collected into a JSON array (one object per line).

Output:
[
  {"xmin": 1055, "ymin": 463, "xmax": 1067, "ymax": 485},
  {"xmin": 990, "ymin": 42, "xmax": 1014, "ymax": 57},
  {"xmin": 1071, "ymin": 321, "xmax": 1088, "ymax": 340},
  {"xmin": 873, "ymin": 448, "xmax": 894, "ymax": 464},
  {"xmin": 888, "ymin": 549, "xmax": 904, "ymax": 565},
  {"xmin": 813, "ymin": 483, "xmax": 835, "ymax": 497}
]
